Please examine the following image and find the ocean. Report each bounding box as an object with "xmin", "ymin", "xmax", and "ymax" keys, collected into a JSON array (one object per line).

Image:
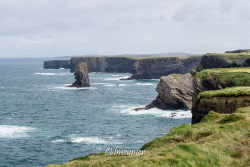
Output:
[{"xmin": 0, "ymin": 58, "xmax": 191, "ymax": 167}]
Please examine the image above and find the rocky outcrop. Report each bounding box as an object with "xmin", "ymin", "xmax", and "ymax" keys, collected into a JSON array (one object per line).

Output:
[
  {"xmin": 192, "ymin": 88, "xmax": 250, "ymax": 124},
  {"xmin": 198, "ymin": 50, "xmax": 250, "ymax": 70},
  {"xmin": 43, "ymin": 60, "xmax": 70, "ymax": 69},
  {"xmin": 70, "ymin": 57, "xmax": 135, "ymax": 73},
  {"xmin": 129, "ymin": 56, "xmax": 201, "ymax": 79},
  {"xmin": 69, "ymin": 62, "xmax": 90, "ymax": 87},
  {"xmin": 146, "ymin": 73, "xmax": 194, "ymax": 110},
  {"xmin": 191, "ymin": 67, "xmax": 250, "ymax": 124}
]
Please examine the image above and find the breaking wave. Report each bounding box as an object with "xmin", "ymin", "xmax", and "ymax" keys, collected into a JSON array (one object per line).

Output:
[{"xmin": 0, "ymin": 125, "xmax": 35, "ymax": 138}]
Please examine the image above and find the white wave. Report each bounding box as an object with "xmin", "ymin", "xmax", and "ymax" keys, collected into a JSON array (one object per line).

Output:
[
  {"xmin": 52, "ymin": 84, "xmax": 97, "ymax": 90},
  {"xmin": 104, "ymin": 76, "xmax": 130, "ymax": 81},
  {"xmin": 117, "ymin": 106, "xmax": 191, "ymax": 119},
  {"xmin": 103, "ymin": 84, "xmax": 128, "ymax": 87},
  {"xmin": 70, "ymin": 137, "xmax": 108, "ymax": 144},
  {"xmin": 34, "ymin": 72, "xmax": 70, "ymax": 76},
  {"xmin": 92, "ymin": 83, "xmax": 108, "ymax": 85},
  {"xmin": 0, "ymin": 86, "xmax": 4, "ymax": 89},
  {"xmin": 51, "ymin": 139, "xmax": 65, "ymax": 143},
  {"xmin": 59, "ymin": 68, "xmax": 65, "ymax": 70},
  {"xmin": 111, "ymin": 74, "xmax": 122, "ymax": 77},
  {"xmin": 0, "ymin": 125, "xmax": 35, "ymax": 138},
  {"xmin": 136, "ymin": 83, "xmax": 154, "ymax": 86}
]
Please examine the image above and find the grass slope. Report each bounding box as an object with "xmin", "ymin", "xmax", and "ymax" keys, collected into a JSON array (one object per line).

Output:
[
  {"xmin": 197, "ymin": 86, "xmax": 250, "ymax": 100},
  {"xmin": 196, "ymin": 68, "xmax": 250, "ymax": 87},
  {"xmin": 46, "ymin": 107, "xmax": 250, "ymax": 167}
]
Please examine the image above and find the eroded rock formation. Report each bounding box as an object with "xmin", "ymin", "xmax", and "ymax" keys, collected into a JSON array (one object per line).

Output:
[
  {"xmin": 146, "ymin": 73, "xmax": 194, "ymax": 110},
  {"xmin": 69, "ymin": 62, "xmax": 90, "ymax": 87}
]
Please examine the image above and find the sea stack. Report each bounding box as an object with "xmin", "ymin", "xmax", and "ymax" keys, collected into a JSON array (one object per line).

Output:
[{"xmin": 69, "ymin": 62, "xmax": 90, "ymax": 87}]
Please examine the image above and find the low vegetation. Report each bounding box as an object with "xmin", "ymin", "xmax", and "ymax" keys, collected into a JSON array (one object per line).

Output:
[
  {"xmin": 196, "ymin": 68, "xmax": 250, "ymax": 87},
  {"xmin": 197, "ymin": 86, "xmax": 250, "ymax": 100},
  {"xmin": 46, "ymin": 106, "xmax": 250, "ymax": 167}
]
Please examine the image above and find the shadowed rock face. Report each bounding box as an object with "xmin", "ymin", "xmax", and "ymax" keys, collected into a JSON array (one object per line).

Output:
[
  {"xmin": 192, "ymin": 95, "xmax": 250, "ymax": 124},
  {"xmin": 146, "ymin": 73, "xmax": 194, "ymax": 110},
  {"xmin": 70, "ymin": 57, "xmax": 135, "ymax": 73},
  {"xmin": 69, "ymin": 62, "xmax": 90, "ymax": 87},
  {"xmin": 44, "ymin": 60, "xmax": 70, "ymax": 69},
  {"xmin": 129, "ymin": 56, "xmax": 201, "ymax": 79}
]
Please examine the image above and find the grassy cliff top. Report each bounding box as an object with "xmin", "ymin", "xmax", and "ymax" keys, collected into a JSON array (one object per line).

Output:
[
  {"xmin": 197, "ymin": 86, "xmax": 250, "ymax": 100},
  {"xmin": 196, "ymin": 68, "xmax": 250, "ymax": 87},
  {"xmin": 225, "ymin": 49, "xmax": 250, "ymax": 53},
  {"xmin": 204, "ymin": 52, "xmax": 250, "ymax": 60},
  {"xmin": 46, "ymin": 106, "xmax": 250, "ymax": 167}
]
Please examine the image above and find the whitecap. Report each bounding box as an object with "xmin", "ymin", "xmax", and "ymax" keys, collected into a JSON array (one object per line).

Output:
[
  {"xmin": 117, "ymin": 106, "xmax": 191, "ymax": 119},
  {"xmin": 51, "ymin": 84, "xmax": 97, "ymax": 90},
  {"xmin": 104, "ymin": 76, "xmax": 130, "ymax": 81},
  {"xmin": 70, "ymin": 137, "xmax": 108, "ymax": 144},
  {"xmin": 0, "ymin": 125, "xmax": 35, "ymax": 138},
  {"xmin": 103, "ymin": 84, "xmax": 128, "ymax": 87},
  {"xmin": 34, "ymin": 72, "xmax": 70, "ymax": 76},
  {"xmin": 136, "ymin": 83, "xmax": 154, "ymax": 86},
  {"xmin": 92, "ymin": 83, "xmax": 108, "ymax": 85},
  {"xmin": 51, "ymin": 139, "xmax": 65, "ymax": 143}
]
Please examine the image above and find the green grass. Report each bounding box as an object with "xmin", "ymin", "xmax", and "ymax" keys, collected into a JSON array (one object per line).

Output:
[
  {"xmin": 205, "ymin": 52, "xmax": 250, "ymax": 58},
  {"xmin": 46, "ymin": 107, "xmax": 250, "ymax": 167},
  {"xmin": 197, "ymin": 87, "xmax": 250, "ymax": 100},
  {"xmin": 196, "ymin": 68, "xmax": 250, "ymax": 87}
]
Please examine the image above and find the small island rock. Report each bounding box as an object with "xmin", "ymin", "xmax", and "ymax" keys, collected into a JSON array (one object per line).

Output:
[{"xmin": 69, "ymin": 62, "xmax": 90, "ymax": 87}]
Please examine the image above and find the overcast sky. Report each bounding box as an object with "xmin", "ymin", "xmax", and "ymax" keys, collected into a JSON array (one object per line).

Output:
[{"xmin": 0, "ymin": 0, "xmax": 250, "ymax": 57}]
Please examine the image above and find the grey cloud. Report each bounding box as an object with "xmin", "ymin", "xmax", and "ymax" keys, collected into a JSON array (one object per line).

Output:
[{"xmin": 0, "ymin": 0, "xmax": 250, "ymax": 57}]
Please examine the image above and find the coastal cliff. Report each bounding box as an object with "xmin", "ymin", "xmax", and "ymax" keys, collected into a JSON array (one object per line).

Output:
[
  {"xmin": 70, "ymin": 57, "xmax": 135, "ymax": 73},
  {"xmin": 198, "ymin": 49, "xmax": 250, "ymax": 70},
  {"xmin": 44, "ymin": 55, "xmax": 201, "ymax": 79},
  {"xmin": 191, "ymin": 67, "xmax": 250, "ymax": 124},
  {"xmin": 129, "ymin": 56, "xmax": 201, "ymax": 79},
  {"xmin": 146, "ymin": 73, "xmax": 194, "ymax": 110},
  {"xmin": 43, "ymin": 60, "xmax": 70, "ymax": 69}
]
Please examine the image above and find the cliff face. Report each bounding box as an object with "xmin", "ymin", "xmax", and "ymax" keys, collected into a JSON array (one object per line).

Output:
[
  {"xmin": 129, "ymin": 56, "xmax": 201, "ymax": 79},
  {"xmin": 70, "ymin": 57, "xmax": 135, "ymax": 73},
  {"xmin": 44, "ymin": 60, "xmax": 70, "ymax": 69},
  {"xmin": 69, "ymin": 62, "xmax": 90, "ymax": 87},
  {"xmin": 146, "ymin": 73, "xmax": 194, "ymax": 110},
  {"xmin": 191, "ymin": 68, "xmax": 250, "ymax": 124},
  {"xmin": 199, "ymin": 50, "xmax": 250, "ymax": 70},
  {"xmin": 192, "ymin": 87, "xmax": 250, "ymax": 124}
]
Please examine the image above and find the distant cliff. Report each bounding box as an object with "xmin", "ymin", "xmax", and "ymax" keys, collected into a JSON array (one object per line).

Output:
[
  {"xmin": 198, "ymin": 49, "xmax": 250, "ymax": 70},
  {"xmin": 70, "ymin": 57, "xmax": 135, "ymax": 73},
  {"xmin": 129, "ymin": 56, "xmax": 201, "ymax": 79},
  {"xmin": 44, "ymin": 60, "xmax": 70, "ymax": 69},
  {"xmin": 44, "ymin": 55, "xmax": 201, "ymax": 79}
]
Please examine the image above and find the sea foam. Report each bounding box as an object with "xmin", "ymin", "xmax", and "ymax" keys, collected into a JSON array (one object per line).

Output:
[
  {"xmin": 51, "ymin": 84, "xmax": 97, "ymax": 90},
  {"xmin": 34, "ymin": 72, "xmax": 70, "ymax": 76},
  {"xmin": 115, "ymin": 105, "xmax": 192, "ymax": 119},
  {"xmin": 0, "ymin": 125, "xmax": 35, "ymax": 138}
]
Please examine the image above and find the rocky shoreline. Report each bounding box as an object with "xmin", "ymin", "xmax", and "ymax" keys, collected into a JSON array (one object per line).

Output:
[{"xmin": 45, "ymin": 49, "xmax": 250, "ymax": 167}]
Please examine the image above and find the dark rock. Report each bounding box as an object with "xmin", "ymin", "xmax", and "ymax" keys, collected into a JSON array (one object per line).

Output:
[
  {"xmin": 192, "ymin": 95, "xmax": 250, "ymax": 124},
  {"xmin": 70, "ymin": 57, "xmax": 135, "ymax": 73},
  {"xmin": 69, "ymin": 62, "xmax": 90, "ymax": 87},
  {"xmin": 146, "ymin": 73, "xmax": 194, "ymax": 110},
  {"xmin": 43, "ymin": 60, "xmax": 70, "ymax": 69},
  {"xmin": 129, "ymin": 56, "xmax": 201, "ymax": 79}
]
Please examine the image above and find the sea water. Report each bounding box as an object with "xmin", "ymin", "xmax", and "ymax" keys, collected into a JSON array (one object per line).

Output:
[{"xmin": 0, "ymin": 58, "xmax": 191, "ymax": 167}]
